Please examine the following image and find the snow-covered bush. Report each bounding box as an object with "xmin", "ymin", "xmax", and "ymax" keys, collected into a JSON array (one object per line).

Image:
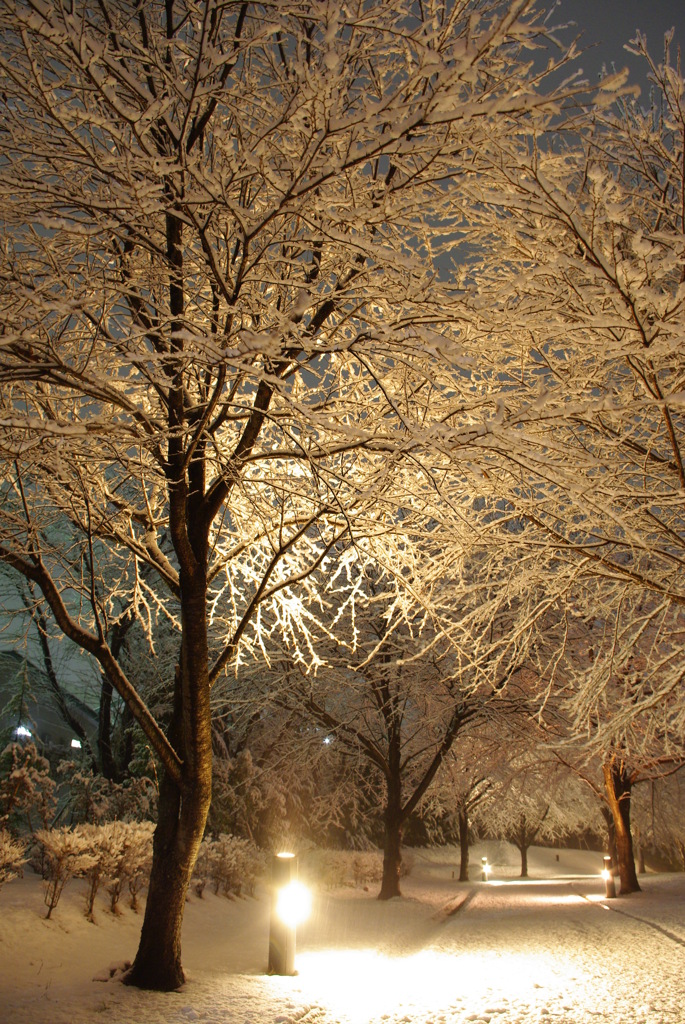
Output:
[
  {"xmin": 300, "ymin": 848, "xmax": 403, "ymax": 890},
  {"xmin": 300, "ymin": 849, "xmax": 349, "ymax": 890},
  {"xmin": 351, "ymin": 851, "xmax": 385, "ymax": 887},
  {"xmin": 35, "ymin": 826, "xmax": 97, "ymax": 919},
  {"xmin": 111, "ymin": 820, "xmax": 154, "ymax": 913},
  {"xmin": 57, "ymin": 762, "xmax": 112, "ymax": 823},
  {"xmin": 0, "ymin": 828, "xmax": 26, "ymax": 890},
  {"xmin": 57, "ymin": 761, "xmax": 157, "ymax": 825},
  {"xmin": 73, "ymin": 822, "xmax": 125, "ymax": 921},
  {"xmin": 0, "ymin": 743, "xmax": 56, "ymax": 834},
  {"xmin": 299, "ymin": 848, "xmax": 384, "ymax": 890},
  {"xmin": 193, "ymin": 834, "xmax": 263, "ymax": 898},
  {"xmin": 107, "ymin": 776, "xmax": 158, "ymax": 823}
]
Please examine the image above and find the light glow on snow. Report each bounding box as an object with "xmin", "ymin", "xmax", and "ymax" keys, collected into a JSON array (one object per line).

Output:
[
  {"xmin": 294, "ymin": 946, "xmax": 560, "ymax": 1023},
  {"xmin": 2, "ymin": 844, "xmax": 684, "ymax": 1024}
]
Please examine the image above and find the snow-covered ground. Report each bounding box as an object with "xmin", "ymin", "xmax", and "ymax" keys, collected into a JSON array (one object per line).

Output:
[{"xmin": 1, "ymin": 842, "xmax": 683, "ymax": 1024}]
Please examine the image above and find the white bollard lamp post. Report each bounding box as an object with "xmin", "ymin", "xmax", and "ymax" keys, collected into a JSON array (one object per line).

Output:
[
  {"xmin": 601, "ymin": 855, "xmax": 616, "ymax": 899},
  {"xmin": 268, "ymin": 852, "xmax": 311, "ymax": 976}
]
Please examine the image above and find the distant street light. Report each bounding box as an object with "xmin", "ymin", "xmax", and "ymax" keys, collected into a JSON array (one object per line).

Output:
[
  {"xmin": 601, "ymin": 855, "xmax": 616, "ymax": 899},
  {"xmin": 481, "ymin": 857, "xmax": 491, "ymax": 882},
  {"xmin": 268, "ymin": 852, "xmax": 311, "ymax": 976}
]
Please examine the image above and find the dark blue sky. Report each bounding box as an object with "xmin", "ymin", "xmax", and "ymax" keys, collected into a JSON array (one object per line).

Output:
[{"xmin": 542, "ymin": 0, "xmax": 684, "ymax": 91}]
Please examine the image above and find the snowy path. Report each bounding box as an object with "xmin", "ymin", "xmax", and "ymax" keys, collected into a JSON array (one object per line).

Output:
[
  {"xmin": 288, "ymin": 873, "xmax": 685, "ymax": 1024},
  {"xmin": 1, "ymin": 846, "xmax": 683, "ymax": 1024},
  {"xmin": 416, "ymin": 876, "xmax": 685, "ymax": 1024}
]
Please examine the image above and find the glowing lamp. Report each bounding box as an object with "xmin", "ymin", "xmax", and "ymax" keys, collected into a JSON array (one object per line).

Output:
[
  {"xmin": 276, "ymin": 879, "xmax": 311, "ymax": 928},
  {"xmin": 481, "ymin": 857, "xmax": 491, "ymax": 882},
  {"xmin": 268, "ymin": 852, "xmax": 310, "ymax": 976},
  {"xmin": 602, "ymin": 855, "xmax": 616, "ymax": 898}
]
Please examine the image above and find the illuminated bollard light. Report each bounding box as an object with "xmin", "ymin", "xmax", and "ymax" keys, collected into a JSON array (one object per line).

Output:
[
  {"xmin": 481, "ymin": 856, "xmax": 490, "ymax": 882},
  {"xmin": 268, "ymin": 852, "xmax": 311, "ymax": 976},
  {"xmin": 601, "ymin": 855, "xmax": 616, "ymax": 899}
]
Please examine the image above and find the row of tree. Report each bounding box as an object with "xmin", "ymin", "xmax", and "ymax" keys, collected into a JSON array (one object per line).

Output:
[{"xmin": 0, "ymin": 0, "xmax": 683, "ymax": 991}]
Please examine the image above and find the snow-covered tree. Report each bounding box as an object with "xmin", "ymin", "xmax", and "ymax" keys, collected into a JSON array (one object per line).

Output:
[
  {"xmin": 461, "ymin": 37, "xmax": 685, "ymax": 741},
  {"xmin": 252, "ymin": 541, "xmax": 548, "ymax": 898},
  {"xmin": 0, "ymin": 0, "xmax": 602, "ymax": 988},
  {"xmin": 423, "ymin": 734, "xmax": 501, "ymax": 880},
  {"xmin": 485, "ymin": 754, "xmax": 602, "ymax": 877},
  {"xmin": 0, "ymin": 742, "xmax": 56, "ymax": 834},
  {"xmin": 632, "ymin": 772, "xmax": 685, "ymax": 870},
  {"xmin": 527, "ymin": 594, "xmax": 685, "ymax": 893}
]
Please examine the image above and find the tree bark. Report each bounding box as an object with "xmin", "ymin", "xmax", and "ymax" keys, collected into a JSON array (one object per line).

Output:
[
  {"xmin": 519, "ymin": 840, "xmax": 529, "ymax": 879},
  {"xmin": 600, "ymin": 803, "xmax": 618, "ymax": 869},
  {"xmin": 125, "ymin": 521, "xmax": 213, "ymax": 986},
  {"xmin": 603, "ymin": 759, "xmax": 640, "ymax": 895},
  {"xmin": 379, "ymin": 755, "xmax": 403, "ymax": 899},
  {"xmin": 458, "ymin": 804, "xmax": 470, "ymax": 881},
  {"xmin": 124, "ymin": 760, "xmax": 210, "ymax": 989},
  {"xmin": 513, "ymin": 815, "xmax": 531, "ymax": 878}
]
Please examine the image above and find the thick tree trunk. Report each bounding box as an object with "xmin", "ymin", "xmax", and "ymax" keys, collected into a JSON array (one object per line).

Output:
[
  {"xmin": 603, "ymin": 760, "xmax": 640, "ymax": 895},
  {"xmin": 125, "ymin": 760, "xmax": 211, "ymax": 989},
  {"xmin": 458, "ymin": 805, "xmax": 470, "ymax": 881},
  {"xmin": 126, "ymin": 560, "xmax": 213, "ymax": 989},
  {"xmin": 379, "ymin": 768, "xmax": 403, "ymax": 899}
]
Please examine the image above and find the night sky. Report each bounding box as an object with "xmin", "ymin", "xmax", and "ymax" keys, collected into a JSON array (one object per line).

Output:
[{"xmin": 542, "ymin": 0, "xmax": 684, "ymax": 90}]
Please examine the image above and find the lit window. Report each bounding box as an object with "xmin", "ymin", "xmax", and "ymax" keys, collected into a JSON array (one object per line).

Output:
[{"xmin": 71, "ymin": 738, "xmax": 82, "ymax": 749}]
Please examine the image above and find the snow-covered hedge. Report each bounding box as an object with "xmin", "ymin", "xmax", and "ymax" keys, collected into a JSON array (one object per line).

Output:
[
  {"xmin": 0, "ymin": 828, "xmax": 26, "ymax": 890},
  {"xmin": 32, "ymin": 821, "xmax": 154, "ymax": 920},
  {"xmin": 299, "ymin": 848, "xmax": 414, "ymax": 890},
  {"xmin": 57, "ymin": 761, "xmax": 157, "ymax": 825},
  {"xmin": 193, "ymin": 834, "xmax": 265, "ymax": 898},
  {"xmin": 35, "ymin": 825, "xmax": 97, "ymax": 919}
]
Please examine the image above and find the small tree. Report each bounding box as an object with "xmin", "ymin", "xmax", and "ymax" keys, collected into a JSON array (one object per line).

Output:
[{"xmin": 36, "ymin": 826, "xmax": 97, "ymax": 920}]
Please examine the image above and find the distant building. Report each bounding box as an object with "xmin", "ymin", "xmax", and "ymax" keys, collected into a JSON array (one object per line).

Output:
[{"xmin": 0, "ymin": 650, "xmax": 99, "ymax": 759}]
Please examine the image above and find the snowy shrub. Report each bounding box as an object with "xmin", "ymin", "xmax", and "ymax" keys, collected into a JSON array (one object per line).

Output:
[
  {"xmin": 115, "ymin": 821, "xmax": 154, "ymax": 912},
  {"xmin": 35, "ymin": 826, "xmax": 97, "ymax": 919},
  {"xmin": 300, "ymin": 849, "xmax": 349, "ymax": 890},
  {"xmin": 301, "ymin": 848, "xmax": 391, "ymax": 889},
  {"xmin": 106, "ymin": 775, "xmax": 158, "ymax": 823},
  {"xmin": 57, "ymin": 761, "xmax": 157, "ymax": 826},
  {"xmin": 0, "ymin": 828, "xmax": 26, "ymax": 889},
  {"xmin": 74, "ymin": 822, "xmax": 125, "ymax": 921},
  {"xmin": 351, "ymin": 851, "xmax": 385, "ymax": 886},
  {"xmin": 0, "ymin": 743, "xmax": 56, "ymax": 834},
  {"xmin": 193, "ymin": 834, "xmax": 263, "ymax": 898},
  {"xmin": 57, "ymin": 762, "xmax": 112, "ymax": 823}
]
